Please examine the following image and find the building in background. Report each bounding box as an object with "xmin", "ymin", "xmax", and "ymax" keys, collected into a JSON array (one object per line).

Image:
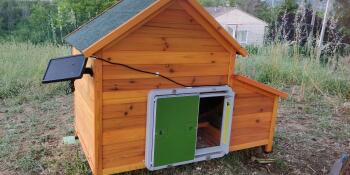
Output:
[{"xmin": 206, "ymin": 7, "xmax": 268, "ymax": 46}]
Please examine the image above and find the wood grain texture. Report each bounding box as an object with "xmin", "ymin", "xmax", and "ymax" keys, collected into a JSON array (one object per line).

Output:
[
  {"xmin": 103, "ymin": 63, "xmax": 228, "ymax": 80},
  {"xmin": 230, "ymin": 76, "xmax": 275, "ymax": 149},
  {"xmin": 93, "ymin": 56, "xmax": 104, "ymax": 174},
  {"xmin": 103, "ymin": 127, "xmax": 146, "ymax": 146},
  {"xmin": 103, "ymin": 75, "xmax": 227, "ymax": 92},
  {"xmin": 103, "ymin": 116, "xmax": 146, "ymax": 131},
  {"xmin": 102, "ymin": 51, "xmax": 230, "ymax": 65},
  {"xmin": 103, "ymin": 102, "xmax": 147, "ymax": 119},
  {"xmin": 83, "ymin": 0, "xmax": 174, "ymax": 56},
  {"xmin": 73, "ymin": 58, "xmax": 97, "ymax": 174},
  {"xmin": 230, "ymin": 139, "xmax": 269, "ymax": 151},
  {"xmin": 102, "ymin": 163, "xmax": 145, "ymax": 175},
  {"xmin": 233, "ymin": 75, "xmax": 288, "ymax": 98},
  {"xmin": 265, "ymin": 96, "xmax": 279, "ymax": 152}
]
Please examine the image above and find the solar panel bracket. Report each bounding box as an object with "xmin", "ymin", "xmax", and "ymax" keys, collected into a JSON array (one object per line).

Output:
[{"xmin": 83, "ymin": 67, "xmax": 94, "ymax": 77}]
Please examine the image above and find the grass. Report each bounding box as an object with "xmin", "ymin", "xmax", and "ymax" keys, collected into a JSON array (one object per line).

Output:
[
  {"xmin": 0, "ymin": 42, "xmax": 349, "ymax": 174},
  {"xmin": 236, "ymin": 43, "xmax": 350, "ymax": 100},
  {"xmin": 0, "ymin": 42, "xmax": 69, "ymax": 102}
]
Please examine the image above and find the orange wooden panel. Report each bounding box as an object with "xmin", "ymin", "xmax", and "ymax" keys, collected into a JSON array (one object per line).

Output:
[
  {"xmin": 102, "ymin": 51, "xmax": 230, "ymax": 65},
  {"xmin": 108, "ymin": 35, "xmax": 226, "ymax": 52},
  {"xmin": 230, "ymin": 76, "xmax": 277, "ymax": 149},
  {"xmin": 75, "ymin": 92, "xmax": 94, "ymax": 126},
  {"xmin": 233, "ymin": 102, "xmax": 274, "ymax": 115},
  {"xmin": 74, "ymin": 61, "xmax": 97, "ymax": 172},
  {"xmin": 234, "ymin": 96, "xmax": 274, "ymax": 108},
  {"xmin": 102, "ymin": 127, "xmax": 146, "ymax": 146},
  {"xmin": 230, "ymin": 139, "xmax": 269, "ymax": 151},
  {"xmin": 104, "ymin": 4, "xmax": 227, "ymax": 53},
  {"xmin": 75, "ymin": 94, "xmax": 96, "ymax": 171},
  {"xmin": 232, "ymin": 75, "xmax": 288, "ymax": 98},
  {"xmin": 102, "ymin": 64, "xmax": 228, "ymax": 80},
  {"xmin": 168, "ymin": 1, "xmax": 183, "ymax": 10},
  {"xmin": 103, "ymin": 97, "xmax": 147, "ymax": 106},
  {"xmin": 150, "ymin": 8, "xmax": 195, "ymax": 24},
  {"xmin": 102, "ymin": 163, "xmax": 145, "ymax": 175},
  {"xmin": 133, "ymin": 25, "xmax": 212, "ymax": 38},
  {"xmin": 232, "ymin": 112, "xmax": 272, "ymax": 128},
  {"xmin": 103, "ymin": 155, "xmax": 144, "ymax": 170},
  {"xmin": 102, "ymin": 90, "xmax": 149, "ymax": 106},
  {"xmin": 103, "ymin": 90, "xmax": 149, "ymax": 100},
  {"xmin": 103, "ymin": 102, "xmax": 147, "ymax": 119},
  {"xmin": 75, "ymin": 76, "xmax": 94, "ymax": 108},
  {"xmin": 103, "ymin": 75, "xmax": 227, "ymax": 92},
  {"xmin": 265, "ymin": 97, "xmax": 279, "ymax": 152},
  {"xmin": 145, "ymin": 21, "xmax": 203, "ymax": 30},
  {"xmin": 93, "ymin": 57, "xmax": 104, "ymax": 174},
  {"xmin": 102, "ymin": 141, "xmax": 145, "ymax": 172},
  {"xmin": 231, "ymin": 133, "xmax": 270, "ymax": 146},
  {"xmin": 83, "ymin": 0, "xmax": 173, "ymax": 56},
  {"xmin": 103, "ymin": 116, "xmax": 146, "ymax": 131},
  {"xmin": 103, "ymin": 140, "xmax": 145, "ymax": 159},
  {"xmin": 76, "ymin": 128, "xmax": 96, "ymax": 172},
  {"xmin": 232, "ymin": 80, "xmax": 276, "ymax": 99}
]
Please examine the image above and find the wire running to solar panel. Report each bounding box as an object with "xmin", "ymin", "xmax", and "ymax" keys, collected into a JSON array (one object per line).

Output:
[{"xmin": 91, "ymin": 56, "xmax": 221, "ymax": 88}]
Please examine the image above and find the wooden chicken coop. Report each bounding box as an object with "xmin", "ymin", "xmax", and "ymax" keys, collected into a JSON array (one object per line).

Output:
[{"xmin": 61, "ymin": 0, "xmax": 288, "ymax": 174}]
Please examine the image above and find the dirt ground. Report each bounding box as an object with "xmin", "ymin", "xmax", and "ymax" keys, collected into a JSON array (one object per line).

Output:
[{"xmin": 0, "ymin": 92, "xmax": 349, "ymax": 175}]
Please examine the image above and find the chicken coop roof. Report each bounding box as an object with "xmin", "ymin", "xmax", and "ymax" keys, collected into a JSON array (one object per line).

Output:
[{"xmin": 65, "ymin": 0, "xmax": 155, "ymax": 52}]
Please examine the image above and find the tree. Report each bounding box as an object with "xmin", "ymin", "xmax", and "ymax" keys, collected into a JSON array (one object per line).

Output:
[
  {"xmin": 56, "ymin": 0, "xmax": 117, "ymax": 27},
  {"xmin": 334, "ymin": 0, "xmax": 350, "ymax": 43},
  {"xmin": 15, "ymin": 3, "xmax": 55, "ymax": 43},
  {"xmin": 255, "ymin": 1, "xmax": 275, "ymax": 23},
  {"xmin": 13, "ymin": 0, "xmax": 120, "ymax": 43},
  {"xmin": 199, "ymin": 0, "xmax": 237, "ymax": 7},
  {"xmin": 0, "ymin": 0, "xmax": 23, "ymax": 36},
  {"xmin": 237, "ymin": 0, "xmax": 263, "ymax": 16}
]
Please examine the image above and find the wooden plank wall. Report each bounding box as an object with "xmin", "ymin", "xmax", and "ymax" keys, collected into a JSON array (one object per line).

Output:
[
  {"xmin": 72, "ymin": 48, "xmax": 98, "ymax": 173},
  {"xmin": 100, "ymin": 2, "xmax": 231, "ymax": 173},
  {"xmin": 230, "ymin": 79, "xmax": 275, "ymax": 151}
]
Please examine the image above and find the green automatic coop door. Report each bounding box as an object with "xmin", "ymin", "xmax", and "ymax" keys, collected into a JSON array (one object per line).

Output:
[
  {"xmin": 145, "ymin": 86, "xmax": 235, "ymax": 171},
  {"xmin": 153, "ymin": 96, "xmax": 199, "ymax": 167}
]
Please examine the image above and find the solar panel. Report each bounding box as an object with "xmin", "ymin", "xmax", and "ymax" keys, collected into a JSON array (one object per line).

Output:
[{"xmin": 42, "ymin": 54, "xmax": 87, "ymax": 84}]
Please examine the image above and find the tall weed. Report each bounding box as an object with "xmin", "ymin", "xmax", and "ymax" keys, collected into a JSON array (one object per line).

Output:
[
  {"xmin": 0, "ymin": 42, "xmax": 69, "ymax": 101},
  {"xmin": 236, "ymin": 43, "xmax": 350, "ymax": 99}
]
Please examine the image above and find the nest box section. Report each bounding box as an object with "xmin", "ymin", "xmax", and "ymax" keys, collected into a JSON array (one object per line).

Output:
[{"xmin": 42, "ymin": 0, "xmax": 288, "ymax": 174}]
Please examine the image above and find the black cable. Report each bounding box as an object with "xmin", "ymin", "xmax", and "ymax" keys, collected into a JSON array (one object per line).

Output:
[{"xmin": 91, "ymin": 56, "xmax": 221, "ymax": 88}]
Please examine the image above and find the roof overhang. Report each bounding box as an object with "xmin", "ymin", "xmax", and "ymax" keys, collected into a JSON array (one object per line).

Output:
[{"xmin": 232, "ymin": 75, "xmax": 288, "ymax": 99}]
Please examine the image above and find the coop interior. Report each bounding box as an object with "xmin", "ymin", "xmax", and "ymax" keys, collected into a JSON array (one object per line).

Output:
[{"xmin": 196, "ymin": 96, "xmax": 225, "ymax": 149}]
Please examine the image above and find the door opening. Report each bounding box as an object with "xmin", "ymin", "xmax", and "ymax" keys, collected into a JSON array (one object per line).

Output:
[{"xmin": 197, "ymin": 96, "xmax": 224, "ymax": 149}]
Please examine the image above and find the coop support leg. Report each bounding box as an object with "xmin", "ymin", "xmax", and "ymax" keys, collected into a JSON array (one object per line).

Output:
[{"xmin": 265, "ymin": 97, "xmax": 279, "ymax": 153}]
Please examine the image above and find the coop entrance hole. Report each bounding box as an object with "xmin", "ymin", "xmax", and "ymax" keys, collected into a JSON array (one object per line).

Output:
[{"xmin": 196, "ymin": 96, "xmax": 225, "ymax": 149}]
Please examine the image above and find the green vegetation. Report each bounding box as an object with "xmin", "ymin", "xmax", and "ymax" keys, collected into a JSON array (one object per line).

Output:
[
  {"xmin": 237, "ymin": 43, "xmax": 350, "ymax": 99},
  {"xmin": 0, "ymin": 0, "xmax": 116, "ymax": 43},
  {"xmin": 0, "ymin": 42, "xmax": 69, "ymax": 101}
]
